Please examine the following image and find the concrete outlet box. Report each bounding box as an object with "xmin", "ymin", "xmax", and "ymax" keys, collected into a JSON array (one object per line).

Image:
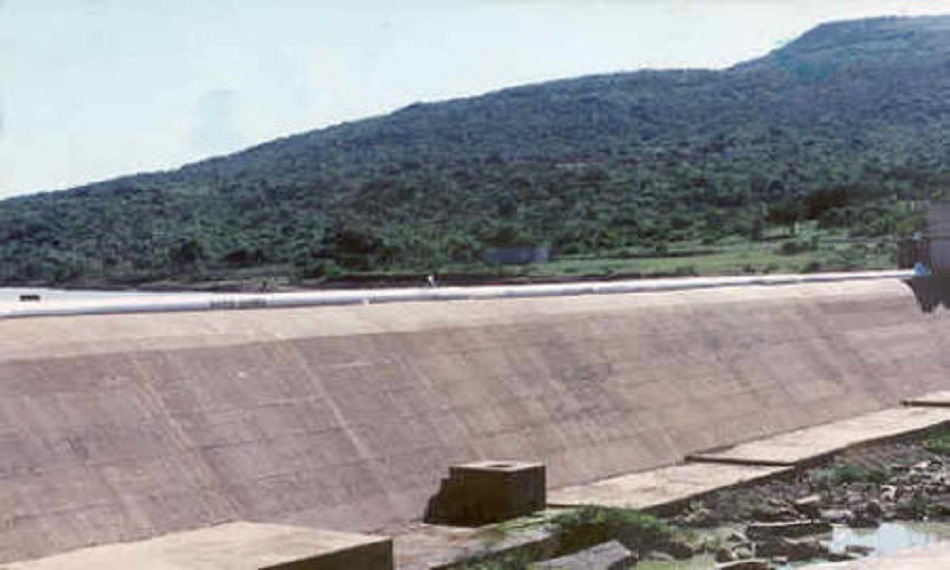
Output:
[{"xmin": 426, "ymin": 460, "xmax": 546, "ymax": 526}]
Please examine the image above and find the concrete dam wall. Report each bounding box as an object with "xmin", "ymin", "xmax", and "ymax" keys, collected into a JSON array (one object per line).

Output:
[{"xmin": 2, "ymin": 278, "xmax": 949, "ymax": 563}]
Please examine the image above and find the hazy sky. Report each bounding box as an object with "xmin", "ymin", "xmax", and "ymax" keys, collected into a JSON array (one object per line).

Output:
[{"xmin": 2, "ymin": 1, "xmax": 949, "ymax": 198}]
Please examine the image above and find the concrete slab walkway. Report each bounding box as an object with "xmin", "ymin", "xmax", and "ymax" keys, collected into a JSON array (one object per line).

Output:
[
  {"xmin": 687, "ymin": 406, "xmax": 950, "ymax": 467},
  {"xmin": 2, "ymin": 522, "xmax": 393, "ymax": 570},
  {"xmin": 548, "ymin": 463, "xmax": 788, "ymax": 512},
  {"xmin": 393, "ymin": 515, "xmax": 559, "ymax": 570},
  {"xmin": 903, "ymin": 390, "xmax": 950, "ymax": 407}
]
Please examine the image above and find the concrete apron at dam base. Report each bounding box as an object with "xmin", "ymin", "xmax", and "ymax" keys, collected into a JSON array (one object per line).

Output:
[{"xmin": 8, "ymin": 270, "xmax": 950, "ymax": 568}]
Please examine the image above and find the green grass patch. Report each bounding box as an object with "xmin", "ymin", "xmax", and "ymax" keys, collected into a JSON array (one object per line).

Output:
[
  {"xmin": 548, "ymin": 506, "xmax": 672, "ymax": 555},
  {"xmin": 810, "ymin": 463, "xmax": 891, "ymax": 487},
  {"xmin": 428, "ymin": 230, "xmax": 897, "ymax": 283},
  {"xmin": 923, "ymin": 430, "xmax": 950, "ymax": 455}
]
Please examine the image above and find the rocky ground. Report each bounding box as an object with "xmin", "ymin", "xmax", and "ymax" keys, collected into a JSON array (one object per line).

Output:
[
  {"xmin": 452, "ymin": 431, "xmax": 950, "ymax": 569},
  {"xmin": 659, "ymin": 431, "xmax": 950, "ymax": 567}
]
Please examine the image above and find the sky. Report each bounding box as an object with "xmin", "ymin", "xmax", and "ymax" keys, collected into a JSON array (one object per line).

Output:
[{"xmin": 1, "ymin": 1, "xmax": 949, "ymax": 199}]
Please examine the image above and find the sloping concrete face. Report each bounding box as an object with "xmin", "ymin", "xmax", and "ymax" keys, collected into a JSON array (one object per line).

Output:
[{"xmin": 2, "ymin": 279, "xmax": 949, "ymax": 563}]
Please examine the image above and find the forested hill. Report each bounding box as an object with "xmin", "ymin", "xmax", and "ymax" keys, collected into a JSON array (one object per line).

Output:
[{"xmin": 2, "ymin": 15, "xmax": 949, "ymax": 285}]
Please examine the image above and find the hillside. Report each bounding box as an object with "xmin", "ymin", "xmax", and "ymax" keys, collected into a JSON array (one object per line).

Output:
[{"xmin": 1, "ymin": 15, "xmax": 949, "ymax": 286}]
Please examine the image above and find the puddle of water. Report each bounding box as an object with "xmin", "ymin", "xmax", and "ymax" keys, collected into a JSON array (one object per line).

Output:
[
  {"xmin": 827, "ymin": 521, "xmax": 950, "ymax": 558},
  {"xmin": 639, "ymin": 522, "xmax": 950, "ymax": 569}
]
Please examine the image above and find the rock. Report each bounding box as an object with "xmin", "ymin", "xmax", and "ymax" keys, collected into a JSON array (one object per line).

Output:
[
  {"xmin": 746, "ymin": 520, "xmax": 832, "ymax": 540},
  {"xmin": 793, "ymin": 494, "xmax": 823, "ymax": 518},
  {"xmin": 716, "ymin": 560, "xmax": 771, "ymax": 569},
  {"xmin": 682, "ymin": 506, "xmax": 720, "ymax": 528},
  {"xmin": 534, "ymin": 540, "xmax": 636, "ymax": 570},
  {"xmin": 827, "ymin": 551, "xmax": 861, "ymax": 562},
  {"xmin": 845, "ymin": 490, "xmax": 866, "ymax": 508},
  {"xmin": 733, "ymin": 545, "xmax": 755, "ymax": 560},
  {"xmin": 895, "ymin": 499, "xmax": 923, "ymax": 519},
  {"xmin": 865, "ymin": 500, "xmax": 884, "ymax": 519},
  {"xmin": 751, "ymin": 504, "xmax": 799, "ymax": 522},
  {"xmin": 847, "ymin": 513, "xmax": 880, "ymax": 528},
  {"xmin": 726, "ymin": 530, "xmax": 748, "ymax": 543},
  {"xmin": 845, "ymin": 544, "xmax": 875, "ymax": 556},
  {"xmin": 697, "ymin": 536, "xmax": 718, "ymax": 554},
  {"xmin": 819, "ymin": 509, "xmax": 853, "ymax": 524},
  {"xmin": 715, "ymin": 546, "xmax": 737, "ymax": 563},
  {"xmin": 927, "ymin": 499, "xmax": 950, "ymax": 517},
  {"xmin": 880, "ymin": 485, "xmax": 898, "ymax": 502},
  {"xmin": 756, "ymin": 537, "xmax": 828, "ymax": 561},
  {"xmin": 642, "ymin": 551, "xmax": 675, "ymax": 562},
  {"xmin": 659, "ymin": 538, "xmax": 696, "ymax": 560}
]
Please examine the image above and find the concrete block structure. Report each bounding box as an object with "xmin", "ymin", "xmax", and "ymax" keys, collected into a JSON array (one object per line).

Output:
[{"xmin": 426, "ymin": 460, "xmax": 546, "ymax": 525}]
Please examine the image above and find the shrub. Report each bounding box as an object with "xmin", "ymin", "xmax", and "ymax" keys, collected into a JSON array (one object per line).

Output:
[{"xmin": 777, "ymin": 240, "xmax": 814, "ymax": 255}]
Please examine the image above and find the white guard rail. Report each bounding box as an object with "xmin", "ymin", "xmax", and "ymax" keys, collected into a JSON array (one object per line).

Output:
[{"xmin": 0, "ymin": 270, "xmax": 913, "ymax": 320}]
